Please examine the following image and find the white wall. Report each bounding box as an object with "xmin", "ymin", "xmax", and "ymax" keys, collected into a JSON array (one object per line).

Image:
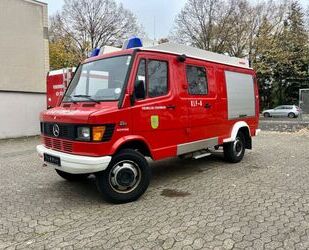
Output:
[
  {"xmin": 0, "ymin": 92, "xmax": 46, "ymax": 139},
  {"xmin": 0, "ymin": 0, "xmax": 49, "ymax": 93}
]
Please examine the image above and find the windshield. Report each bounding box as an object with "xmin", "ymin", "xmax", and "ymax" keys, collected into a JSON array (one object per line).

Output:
[{"xmin": 63, "ymin": 55, "xmax": 132, "ymax": 102}]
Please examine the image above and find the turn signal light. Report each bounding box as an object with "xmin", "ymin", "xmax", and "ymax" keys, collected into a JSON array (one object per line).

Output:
[{"xmin": 92, "ymin": 126, "xmax": 105, "ymax": 141}]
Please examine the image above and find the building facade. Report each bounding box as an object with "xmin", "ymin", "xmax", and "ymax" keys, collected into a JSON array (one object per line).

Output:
[{"xmin": 0, "ymin": 0, "xmax": 49, "ymax": 139}]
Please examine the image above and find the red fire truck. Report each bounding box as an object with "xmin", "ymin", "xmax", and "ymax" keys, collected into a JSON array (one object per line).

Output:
[
  {"xmin": 46, "ymin": 68, "xmax": 75, "ymax": 109},
  {"xmin": 37, "ymin": 41, "xmax": 260, "ymax": 203}
]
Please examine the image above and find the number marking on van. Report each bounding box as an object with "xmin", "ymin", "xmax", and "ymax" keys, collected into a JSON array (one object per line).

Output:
[{"xmin": 190, "ymin": 100, "xmax": 203, "ymax": 107}]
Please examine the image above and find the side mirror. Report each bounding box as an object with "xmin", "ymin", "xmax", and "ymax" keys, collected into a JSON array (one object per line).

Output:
[{"xmin": 134, "ymin": 80, "xmax": 146, "ymax": 100}]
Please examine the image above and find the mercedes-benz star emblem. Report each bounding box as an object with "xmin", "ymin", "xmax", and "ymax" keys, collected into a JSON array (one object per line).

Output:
[{"xmin": 52, "ymin": 124, "xmax": 60, "ymax": 137}]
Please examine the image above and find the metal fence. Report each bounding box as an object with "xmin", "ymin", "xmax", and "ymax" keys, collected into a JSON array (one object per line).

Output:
[{"xmin": 299, "ymin": 88, "xmax": 309, "ymax": 121}]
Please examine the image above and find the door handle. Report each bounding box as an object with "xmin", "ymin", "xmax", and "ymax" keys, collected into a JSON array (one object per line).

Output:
[
  {"xmin": 166, "ymin": 105, "xmax": 176, "ymax": 110},
  {"xmin": 204, "ymin": 103, "xmax": 212, "ymax": 109}
]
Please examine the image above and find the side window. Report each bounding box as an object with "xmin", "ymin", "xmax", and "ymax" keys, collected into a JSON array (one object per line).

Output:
[
  {"xmin": 148, "ymin": 60, "xmax": 168, "ymax": 98},
  {"xmin": 186, "ymin": 65, "xmax": 208, "ymax": 95},
  {"xmin": 135, "ymin": 59, "xmax": 146, "ymax": 99}
]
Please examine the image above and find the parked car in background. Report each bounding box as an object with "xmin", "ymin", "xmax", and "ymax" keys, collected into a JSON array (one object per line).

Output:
[{"xmin": 262, "ymin": 105, "xmax": 301, "ymax": 118}]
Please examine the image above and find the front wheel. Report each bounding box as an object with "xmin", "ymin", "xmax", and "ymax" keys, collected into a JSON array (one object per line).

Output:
[
  {"xmin": 223, "ymin": 131, "xmax": 246, "ymax": 163},
  {"xmin": 96, "ymin": 149, "xmax": 151, "ymax": 204}
]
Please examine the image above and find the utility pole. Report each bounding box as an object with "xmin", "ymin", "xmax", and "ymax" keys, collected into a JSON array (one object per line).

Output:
[{"xmin": 153, "ymin": 16, "xmax": 156, "ymax": 45}]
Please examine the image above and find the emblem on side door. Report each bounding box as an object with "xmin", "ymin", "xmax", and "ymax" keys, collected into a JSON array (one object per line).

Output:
[{"xmin": 52, "ymin": 124, "xmax": 60, "ymax": 137}]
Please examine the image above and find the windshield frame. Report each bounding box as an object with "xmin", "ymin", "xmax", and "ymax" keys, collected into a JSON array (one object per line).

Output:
[{"xmin": 62, "ymin": 54, "xmax": 133, "ymax": 104}]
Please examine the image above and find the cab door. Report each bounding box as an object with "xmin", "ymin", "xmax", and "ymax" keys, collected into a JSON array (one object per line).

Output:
[
  {"xmin": 131, "ymin": 52, "xmax": 188, "ymax": 159},
  {"xmin": 184, "ymin": 60, "xmax": 218, "ymax": 143}
]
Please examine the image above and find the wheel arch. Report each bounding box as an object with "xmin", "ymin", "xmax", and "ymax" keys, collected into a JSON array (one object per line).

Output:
[
  {"xmin": 111, "ymin": 136, "xmax": 153, "ymax": 158},
  {"xmin": 223, "ymin": 121, "xmax": 252, "ymax": 149},
  {"xmin": 288, "ymin": 112, "xmax": 296, "ymax": 118}
]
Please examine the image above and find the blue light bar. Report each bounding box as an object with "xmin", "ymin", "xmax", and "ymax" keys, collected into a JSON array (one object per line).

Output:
[
  {"xmin": 90, "ymin": 48, "xmax": 100, "ymax": 57},
  {"xmin": 122, "ymin": 36, "xmax": 143, "ymax": 49}
]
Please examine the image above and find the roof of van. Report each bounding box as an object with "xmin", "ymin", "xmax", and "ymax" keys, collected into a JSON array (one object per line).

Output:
[{"xmin": 141, "ymin": 43, "xmax": 251, "ymax": 69}]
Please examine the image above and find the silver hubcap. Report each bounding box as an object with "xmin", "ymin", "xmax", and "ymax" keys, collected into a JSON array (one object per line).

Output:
[
  {"xmin": 109, "ymin": 160, "xmax": 141, "ymax": 193},
  {"xmin": 233, "ymin": 138, "xmax": 243, "ymax": 157}
]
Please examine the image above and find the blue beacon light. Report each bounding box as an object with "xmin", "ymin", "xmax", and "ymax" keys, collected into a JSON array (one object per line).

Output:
[
  {"xmin": 90, "ymin": 48, "xmax": 100, "ymax": 57},
  {"xmin": 122, "ymin": 36, "xmax": 143, "ymax": 49}
]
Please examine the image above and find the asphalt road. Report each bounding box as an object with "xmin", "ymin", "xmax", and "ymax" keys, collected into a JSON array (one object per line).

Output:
[{"xmin": 1, "ymin": 130, "xmax": 309, "ymax": 249}]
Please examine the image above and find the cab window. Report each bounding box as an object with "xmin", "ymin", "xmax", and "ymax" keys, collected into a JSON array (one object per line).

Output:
[
  {"xmin": 186, "ymin": 65, "xmax": 208, "ymax": 95},
  {"xmin": 135, "ymin": 59, "xmax": 146, "ymax": 100},
  {"xmin": 148, "ymin": 60, "xmax": 168, "ymax": 97},
  {"xmin": 134, "ymin": 59, "xmax": 168, "ymax": 99}
]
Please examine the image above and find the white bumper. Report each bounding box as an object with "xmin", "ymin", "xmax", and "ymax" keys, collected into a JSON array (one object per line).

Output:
[{"xmin": 36, "ymin": 145, "xmax": 111, "ymax": 174}]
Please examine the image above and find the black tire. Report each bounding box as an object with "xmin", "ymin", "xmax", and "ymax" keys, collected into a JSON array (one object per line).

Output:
[
  {"xmin": 55, "ymin": 169, "xmax": 89, "ymax": 181},
  {"xmin": 263, "ymin": 112, "xmax": 270, "ymax": 118},
  {"xmin": 223, "ymin": 131, "xmax": 246, "ymax": 163},
  {"xmin": 288, "ymin": 112, "xmax": 295, "ymax": 118},
  {"xmin": 96, "ymin": 149, "xmax": 151, "ymax": 204}
]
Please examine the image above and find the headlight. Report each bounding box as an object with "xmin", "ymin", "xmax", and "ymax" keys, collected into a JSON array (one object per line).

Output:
[{"xmin": 77, "ymin": 127, "xmax": 91, "ymax": 141}]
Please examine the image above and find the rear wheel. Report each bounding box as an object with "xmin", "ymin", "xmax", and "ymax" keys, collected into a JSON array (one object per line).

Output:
[
  {"xmin": 263, "ymin": 112, "xmax": 270, "ymax": 118},
  {"xmin": 223, "ymin": 131, "xmax": 246, "ymax": 163},
  {"xmin": 288, "ymin": 112, "xmax": 295, "ymax": 118},
  {"xmin": 96, "ymin": 149, "xmax": 151, "ymax": 204},
  {"xmin": 55, "ymin": 169, "xmax": 89, "ymax": 181}
]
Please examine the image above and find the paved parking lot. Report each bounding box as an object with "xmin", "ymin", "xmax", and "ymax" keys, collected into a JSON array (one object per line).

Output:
[
  {"xmin": 259, "ymin": 116, "xmax": 309, "ymax": 132},
  {"xmin": 1, "ymin": 130, "xmax": 309, "ymax": 250}
]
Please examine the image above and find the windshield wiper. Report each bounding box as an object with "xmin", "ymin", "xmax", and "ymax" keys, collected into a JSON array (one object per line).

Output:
[
  {"xmin": 63, "ymin": 95, "xmax": 77, "ymax": 104},
  {"xmin": 73, "ymin": 95, "xmax": 100, "ymax": 104}
]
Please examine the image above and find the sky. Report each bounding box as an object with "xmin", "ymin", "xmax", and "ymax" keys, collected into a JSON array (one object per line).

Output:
[
  {"xmin": 42, "ymin": 0, "xmax": 308, "ymax": 39},
  {"xmin": 42, "ymin": 0, "xmax": 185, "ymax": 39}
]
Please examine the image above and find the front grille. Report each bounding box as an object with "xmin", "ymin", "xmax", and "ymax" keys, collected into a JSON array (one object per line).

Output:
[
  {"xmin": 42, "ymin": 123, "xmax": 75, "ymax": 139},
  {"xmin": 41, "ymin": 122, "xmax": 115, "ymax": 142},
  {"xmin": 63, "ymin": 140, "xmax": 73, "ymax": 152},
  {"xmin": 44, "ymin": 137, "xmax": 52, "ymax": 148},
  {"xmin": 44, "ymin": 137, "xmax": 73, "ymax": 153}
]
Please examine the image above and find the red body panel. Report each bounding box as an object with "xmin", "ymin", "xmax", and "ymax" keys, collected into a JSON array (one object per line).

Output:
[
  {"xmin": 46, "ymin": 69, "xmax": 74, "ymax": 109},
  {"xmin": 46, "ymin": 73, "xmax": 65, "ymax": 109},
  {"xmin": 40, "ymin": 49, "xmax": 259, "ymax": 161}
]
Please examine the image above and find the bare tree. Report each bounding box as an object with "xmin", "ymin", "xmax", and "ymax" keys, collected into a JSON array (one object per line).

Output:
[
  {"xmin": 50, "ymin": 0, "xmax": 144, "ymax": 58},
  {"xmin": 171, "ymin": 0, "xmax": 291, "ymax": 60},
  {"xmin": 305, "ymin": 5, "xmax": 309, "ymax": 33},
  {"xmin": 171, "ymin": 0, "xmax": 233, "ymax": 52}
]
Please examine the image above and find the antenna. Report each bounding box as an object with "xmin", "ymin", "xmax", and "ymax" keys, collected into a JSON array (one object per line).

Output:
[{"xmin": 153, "ymin": 16, "xmax": 156, "ymax": 45}]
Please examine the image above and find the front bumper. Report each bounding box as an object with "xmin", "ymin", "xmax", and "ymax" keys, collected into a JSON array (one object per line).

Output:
[{"xmin": 36, "ymin": 145, "xmax": 111, "ymax": 174}]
